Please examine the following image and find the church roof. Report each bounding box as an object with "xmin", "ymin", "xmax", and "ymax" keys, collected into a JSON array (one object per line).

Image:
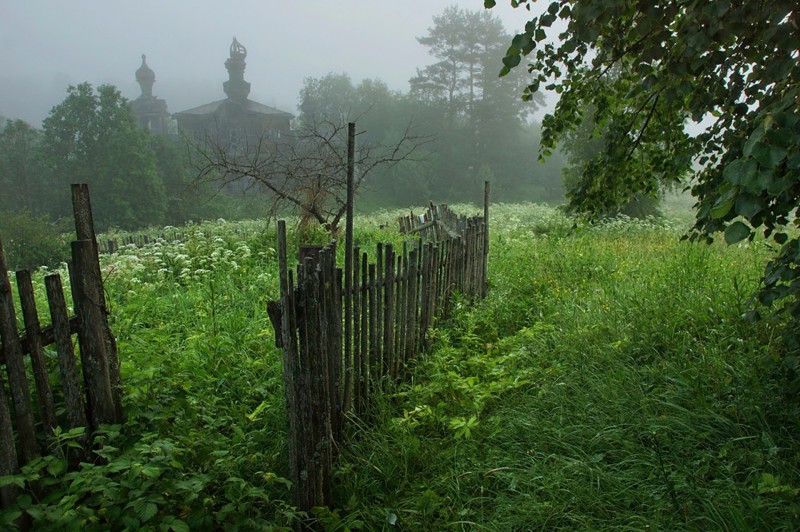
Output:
[{"xmin": 174, "ymin": 98, "xmax": 294, "ymax": 118}]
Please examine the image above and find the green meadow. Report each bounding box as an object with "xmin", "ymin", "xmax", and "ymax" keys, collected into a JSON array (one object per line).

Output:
[{"xmin": 3, "ymin": 203, "xmax": 799, "ymax": 530}]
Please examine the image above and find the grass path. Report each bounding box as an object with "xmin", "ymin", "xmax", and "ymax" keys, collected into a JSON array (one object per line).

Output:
[{"xmin": 335, "ymin": 210, "xmax": 800, "ymax": 530}]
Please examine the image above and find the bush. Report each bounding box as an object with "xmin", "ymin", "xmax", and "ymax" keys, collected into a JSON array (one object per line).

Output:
[{"xmin": 0, "ymin": 210, "xmax": 69, "ymax": 271}]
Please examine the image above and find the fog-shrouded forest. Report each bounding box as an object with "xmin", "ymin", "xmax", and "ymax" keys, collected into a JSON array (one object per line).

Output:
[{"xmin": 0, "ymin": 6, "xmax": 571, "ymax": 271}]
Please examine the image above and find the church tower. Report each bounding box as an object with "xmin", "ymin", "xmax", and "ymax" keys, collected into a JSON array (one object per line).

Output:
[
  {"xmin": 130, "ymin": 55, "xmax": 170, "ymax": 136},
  {"xmin": 174, "ymin": 37, "xmax": 293, "ymax": 152},
  {"xmin": 223, "ymin": 38, "xmax": 251, "ymax": 102}
]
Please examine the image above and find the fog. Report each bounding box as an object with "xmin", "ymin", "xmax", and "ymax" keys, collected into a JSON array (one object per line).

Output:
[{"xmin": 0, "ymin": 1, "xmax": 538, "ymax": 126}]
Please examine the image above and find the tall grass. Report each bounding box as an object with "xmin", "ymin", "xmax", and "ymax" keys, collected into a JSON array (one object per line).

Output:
[
  {"xmin": 3, "ymin": 204, "xmax": 798, "ymax": 530},
  {"xmin": 334, "ymin": 205, "xmax": 800, "ymax": 530}
]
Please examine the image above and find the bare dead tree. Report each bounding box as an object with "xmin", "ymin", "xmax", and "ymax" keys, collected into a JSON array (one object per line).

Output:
[{"xmin": 190, "ymin": 114, "xmax": 429, "ymax": 235}]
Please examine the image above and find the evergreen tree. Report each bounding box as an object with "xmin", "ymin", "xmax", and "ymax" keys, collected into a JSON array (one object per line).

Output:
[{"xmin": 410, "ymin": 6, "xmax": 547, "ymax": 202}]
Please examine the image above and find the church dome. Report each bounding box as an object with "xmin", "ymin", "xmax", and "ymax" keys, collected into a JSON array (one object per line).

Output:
[
  {"xmin": 135, "ymin": 54, "xmax": 156, "ymax": 99},
  {"xmin": 136, "ymin": 55, "xmax": 155, "ymax": 83}
]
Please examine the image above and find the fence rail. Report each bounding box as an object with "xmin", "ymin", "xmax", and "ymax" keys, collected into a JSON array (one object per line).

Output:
[
  {"xmin": 273, "ymin": 182, "xmax": 490, "ymax": 516},
  {"xmin": 0, "ymin": 184, "xmax": 122, "ymax": 510}
]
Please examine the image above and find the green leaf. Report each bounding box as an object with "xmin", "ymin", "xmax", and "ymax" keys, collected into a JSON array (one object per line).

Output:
[
  {"xmin": 164, "ymin": 516, "xmax": 191, "ymax": 532},
  {"xmin": 751, "ymin": 142, "xmax": 788, "ymax": 169},
  {"xmin": 0, "ymin": 475, "xmax": 25, "ymax": 489},
  {"xmin": 710, "ymin": 187, "xmax": 738, "ymax": 219},
  {"xmin": 722, "ymin": 159, "xmax": 757, "ymax": 186},
  {"xmin": 735, "ymin": 193, "xmax": 763, "ymax": 219},
  {"xmin": 246, "ymin": 400, "xmax": 269, "ymax": 422},
  {"xmin": 139, "ymin": 501, "xmax": 158, "ymax": 523},
  {"xmin": 46, "ymin": 458, "xmax": 67, "ymax": 477},
  {"xmin": 724, "ymin": 221, "xmax": 751, "ymax": 244},
  {"xmin": 502, "ymin": 54, "xmax": 521, "ymax": 69},
  {"xmin": 484, "ymin": 0, "xmax": 496, "ymax": 7}
]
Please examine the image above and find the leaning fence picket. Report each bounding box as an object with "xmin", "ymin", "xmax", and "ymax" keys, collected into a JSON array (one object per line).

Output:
[
  {"xmin": 0, "ymin": 366, "xmax": 17, "ymax": 509},
  {"xmin": 45, "ymin": 274, "xmax": 88, "ymax": 432},
  {"xmin": 0, "ymin": 241, "xmax": 38, "ymax": 467},
  {"xmin": 16, "ymin": 270, "xmax": 58, "ymax": 433}
]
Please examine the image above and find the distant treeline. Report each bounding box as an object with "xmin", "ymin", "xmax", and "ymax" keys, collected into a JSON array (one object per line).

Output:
[{"xmin": 0, "ymin": 7, "xmax": 571, "ymax": 269}]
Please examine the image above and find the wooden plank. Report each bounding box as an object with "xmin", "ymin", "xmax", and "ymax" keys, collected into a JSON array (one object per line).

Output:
[
  {"xmin": 276, "ymin": 220, "xmax": 299, "ymax": 507},
  {"xmin": 294, "ymin": 259, "xmax": 313, "ymax": 511},
  {"xmin": 430, "ymin": 243, "xmax": 441, "ymax": 328},
  {"xmin": 15, "ymin": 317, "xmax": 80, "ymax": 359},
  {"xmin": 368, "ymin": 263, "xmax": 377, "ymax": 401},
  {"xmin": 15, "ymin": 269, "xmax": 58, "ymax": 433},
  {"xmin": 0, "ymin": 241, "xmax": 39, "ymax": 465},
  {"xmin": 419, "ymin": 242, "xmax": 433, "ymax": 345},
  {"xmin": 351, "ymin": 246, "xmax": 361, "ymax": 413},
  {"xmin": 0, "ymin": 248, "xmax": 19, "ymax": 505},
  {"xmin": 71, "ymin": 239, "xmax": 117, "ymax": 429},
  {"xmin": 45, "ymin": 274, "xmax": 87, "ymax": 432},
  {"xmin": 407, "ymin": 219, "xmax": 436, "ymax": 235},
  {"xmin": 71, "ymin": 184, "xmax": 122, "ymax": 422},
  {"xmin": 407, "ymin": 246, "xmax": 419, "ymax": 361},
  {"xmin": 483, "ymin": 181, "xmax": 490, "ymax": 298},
  {"xmin": 375, "ymin": 243, "xmax": 383, "ymax": 380},
  {"xmin": 343, "ymin": 123, "xmax": 355, "ymax": 418},
  {"xmin": 396, "ymin": 249, "xmax": 407, "ymax": 378},
  {"xmin": 304, "ymin": 256, "xmax": 332, "ymax": 508},
  {"xmin": 0, "ymin": 367, "xmax": 18, "ymax": 508},
  {"xmin": 359, "ymin": 252, "xmax": 369, "ymax": 414},
  {"xmin": 71, "ymin": 184, "xmax": 98, "ymax": 246},
  {"xmin": 383, "ymin": 244, "xmax": 394, "ymax": 379}
]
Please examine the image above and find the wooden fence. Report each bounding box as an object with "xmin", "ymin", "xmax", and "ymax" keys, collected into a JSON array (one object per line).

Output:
[
  {"xmin": 99, "ymin": 233, "xmax": 173, "ymax": 254},
  {"xmin": 0, "ymin": 184, "xmax": 122, "ymax": 510},
  {"xmin": 398, "ymin": 202, "xmax": 472, "ymax": 241},
  {"xmin": 272, "ymin": 182, "xmax": 490, "ymax": 515}
]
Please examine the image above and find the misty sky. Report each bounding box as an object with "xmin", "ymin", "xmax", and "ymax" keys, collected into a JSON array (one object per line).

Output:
[{"xmin": 0, "ymin": 1, "xmax": 545, "ymax": 126}]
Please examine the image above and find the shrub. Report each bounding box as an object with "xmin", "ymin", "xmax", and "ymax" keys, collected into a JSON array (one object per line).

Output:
[{"xmin": 0, "ymin": 209, "xmax": 68, "ymax": 271}]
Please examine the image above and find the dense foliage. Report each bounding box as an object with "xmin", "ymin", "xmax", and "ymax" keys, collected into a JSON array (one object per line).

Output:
[
  {"xmin": 489, "ymin": 0, "xmax": 800, "ymax": 352},
  {"xmin": 2, "ymin": 203, "xmax": 797, "ymax": 529},
  {"xmin": 40, "ymin": 83, "xmax": 167, "ymax": 230},
  {"xmin": 0, "ymin": 87, "xmax": 248, "ymax": 269},
  {"xmin": 0, "ymin": 210, "xmax": 68, "ymax": 271},
  {"xmin": 0, "ymin": 120, "xmax": 47, "ymax": 215}
]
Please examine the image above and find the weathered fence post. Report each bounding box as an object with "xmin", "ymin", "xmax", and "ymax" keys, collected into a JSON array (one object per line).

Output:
[
  {"xmin": 0, "ymin": 241, "xmax": 20, "ymax": 509},
  {"xmin": 276, "ymin": 220, "xmax": 300, "ymax": 509},
  {"xmin": 45, "ymin": 274, "xmax": 88, "ymax": 432},
  {"xmin": 72, "ymin": 184, "xmax": 123, "ymax": 422},
  {"xmin": 71, "ymin": 239, "xmax": 117, "ymax": 429},
  {"xmin": 0, "ymin": 240, "xmax": 39, "ymax": 466},
  {"xmin": 383, "ymin": 244, "xmax": 394, "ymax": 378},
  {"xmin": 343, "ymin": 122, "xmax": 355, "ymax": 414},
  {"xmin": 16, "ymin": 270, "xmax": 58, "ymax": 433},
  {"xmin": 483, "ymin": 181, "xmax": 490, "ymax": 298},
  {"xmin": 0, "ymin": 368, "xmax": 17, "ymax": 508},
  {"xmin": 359, "ymin": 252, "xmax": 369, "ymax": 414}
]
